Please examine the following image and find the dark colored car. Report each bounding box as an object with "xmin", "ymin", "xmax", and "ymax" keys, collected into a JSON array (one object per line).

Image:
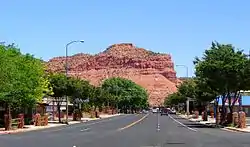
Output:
[{"xmin": 160, "ymin": 108, "xmax": 169, "ymax": 116}]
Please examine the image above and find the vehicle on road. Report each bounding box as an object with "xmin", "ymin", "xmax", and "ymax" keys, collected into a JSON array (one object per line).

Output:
[
  {"xmin": 169, "ymin": 109, "xmax": 176, "ymax": 114},
  {"xmin": 141, "ymin": 109, "xmax": 149, "ymax": 114},
  {"xmin": 160, "ymin": 108, "xmax": 169, "ymax": 116},
  {"xmin": 152, "ymin": 107, "xmax": 159, "ymax": 113}
]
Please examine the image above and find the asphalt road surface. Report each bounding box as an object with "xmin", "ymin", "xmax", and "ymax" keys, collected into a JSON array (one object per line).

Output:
[{"xmin": 1, "ymin": 113, "xmax": 250, "ymax": 147}]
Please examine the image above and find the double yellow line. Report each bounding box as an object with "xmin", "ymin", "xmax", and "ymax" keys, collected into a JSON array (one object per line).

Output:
[{"xmin": 117, "ymin": 114, "xmax": 149, "ymax": 131}]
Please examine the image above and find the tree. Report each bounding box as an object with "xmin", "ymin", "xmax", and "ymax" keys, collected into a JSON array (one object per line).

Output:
[
  {"xmin": 194, "ymin": 42, "xmax": 250, "ymax": 124},
  {"xmin": 194, "ymin": 78, "xmax": 218, "ymax": 121},
  {"xmin": 48, "ymin": 73, "xmax": 67, "ymax": 123},
  {"xmin": 165, "ymin": 77, "xmax": 218, "ymax": 120},
  {"xmin": 67, "ymin": 77, "xmax": 91, "ymax": 102},
  {"xmin": 164, "ymin": 92, "xmax": 185, "ymax": 107},
  {"xmin": 66, "ymin": 77, "xmax": 92, "ymax": 120},
  {"xmin": 177, "ymin": 79, "xmax": 196, "ymax": 99},
  {"xmin": 0, "ymin": 44, "xmax": 48, "ymax": 130},
  {"xmin": 101, "ymin": 77, "xmax": 148, "ymax": 113}
]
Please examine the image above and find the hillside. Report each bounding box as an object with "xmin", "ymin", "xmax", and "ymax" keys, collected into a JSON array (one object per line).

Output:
[{"xmin": 46, "ymin": 43, "xmax": 178, "ymax": 106}]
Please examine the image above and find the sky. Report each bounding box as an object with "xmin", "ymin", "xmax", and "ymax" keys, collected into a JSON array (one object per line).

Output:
[{"xmin": 1, "ymin": 0, "xmax": 250, "ymax": 77}]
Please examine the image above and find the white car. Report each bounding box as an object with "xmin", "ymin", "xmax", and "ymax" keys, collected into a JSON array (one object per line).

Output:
[
  {"xmin": 170, "ymin": 109, "xmax": 176, "ymax": 114},
  {"xmin": 152, "ymin": 107, "xmax": 159, "ymax": 113},
  {"xmin": 142, "ymin": 109, "xmax": 149, "ymax": 114}
]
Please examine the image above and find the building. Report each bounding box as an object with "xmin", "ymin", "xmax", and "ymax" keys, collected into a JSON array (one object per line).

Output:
[
  {"xmin": 218, "ymin": 94, "xmax": 250, "ymax": 117},
  {"xmin": 42, "ymin": 97, "xmax": 74, "ymax": 119}
]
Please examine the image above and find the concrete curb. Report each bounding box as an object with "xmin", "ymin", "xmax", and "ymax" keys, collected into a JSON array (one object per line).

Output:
[{"xmin": 223, "ymin": 127, "xmax": 250, "ymax": 133}]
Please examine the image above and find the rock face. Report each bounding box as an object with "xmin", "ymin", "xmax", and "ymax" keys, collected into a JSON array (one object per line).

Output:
[{"xmin": 46, "ymin": 43, "xmax": 178, "ymax": 106}]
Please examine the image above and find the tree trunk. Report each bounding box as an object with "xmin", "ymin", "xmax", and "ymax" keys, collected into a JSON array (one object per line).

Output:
[
  {"xmin": 203, "ymin": 103, "xmax": 208, "ymax": 121},
  {"xmin": 5, "ymin": 104, "xmax": 11, "ymax": 131},
  {"xmin": 221, "ymin": 95, "xmax": 227, "ymax": 125},
  {"xmin": 215, "ymin": 99, "xmax": 220, "ymax": 126},
  {"xmin": 57, "ymin": 104, "xmax": 61, "ymax": 123},
  {"xmin": 73, "ymin": 103, "xmax": 76, "ymax": 121}
]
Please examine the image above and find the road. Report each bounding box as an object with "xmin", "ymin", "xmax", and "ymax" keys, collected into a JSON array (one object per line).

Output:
[{"xmin": 1, "ymin": 113, "xmax": 250, "ymax": 147}]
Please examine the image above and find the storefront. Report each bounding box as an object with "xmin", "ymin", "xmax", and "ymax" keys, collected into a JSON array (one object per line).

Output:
[{"xmin": 217, "ymin": 95, "xmax": 250, "ymax": 117}]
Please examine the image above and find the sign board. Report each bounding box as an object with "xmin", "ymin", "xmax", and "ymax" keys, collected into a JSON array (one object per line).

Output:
[
  {"xmin": 74, "ymin": 98, "xmax": 89, "ymax": 103},
  {"xmin": 83, "ymin": 98, "xmax": 90, "ymax": 103}
]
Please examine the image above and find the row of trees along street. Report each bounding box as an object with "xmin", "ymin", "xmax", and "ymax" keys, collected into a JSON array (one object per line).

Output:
[
  {"xmin": 0, "ymin": 44, "xmax": 149, "ymax": 130},
  {"xmin": 165, "ymin": 42, "xmax": 250, "ymax": 126},
  {"xmin": 49, "ymin": 75, "xmax": 149, "ymax": 123}
]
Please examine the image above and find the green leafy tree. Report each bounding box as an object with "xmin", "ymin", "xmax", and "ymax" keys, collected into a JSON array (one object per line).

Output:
[
  {"xmin": 164, "ymin": 92, "xmax": 185, "ymax": 107},
  {"xmin": 101, "ymin": 77, "xmax": 148, "ymax": 113},
  {"xmin": 194, "ymin": 42, "xmax": 250, "ymax": 124},
  {"xmin": 177, "ymin": 79, "xmax": 196, "ymax": 99},
  {"xmin": 48, "ymin": 73, "xmax": 67, "ymax": 123},
  {"xmin": 0, "ymin": 44, "xmax": 48, "ymax": 130},
  {"xmin": 67, "ymin": 77, "xmax": 91, "ymax": 102},
  {"xmin": 194, "ymin": 78, "xmax": 218, "ymax": 121},
  {"xmin": 66, "ymin": 77, "xmax": 92, "ymax": 120}
]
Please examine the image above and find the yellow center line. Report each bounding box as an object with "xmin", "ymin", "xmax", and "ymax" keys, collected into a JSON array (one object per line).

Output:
[{"xmin": 117, "ymin": 114, "xmax": 149, "ymax": 131}]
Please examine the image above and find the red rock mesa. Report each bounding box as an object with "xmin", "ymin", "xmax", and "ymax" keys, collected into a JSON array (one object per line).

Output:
[{"xmin": 46, "ymin": 43, "xmax": 178, "ymax": 106}]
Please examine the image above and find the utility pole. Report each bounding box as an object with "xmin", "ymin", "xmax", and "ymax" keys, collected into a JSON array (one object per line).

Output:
[{"xmin": 176, "ymin": 64, "xmax": 190, "ymax": 115}]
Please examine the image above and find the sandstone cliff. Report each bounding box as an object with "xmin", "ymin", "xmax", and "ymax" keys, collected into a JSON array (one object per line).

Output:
[{"xmin": 46, "ymin": 43, "xmax": 178, "ymax": 106}]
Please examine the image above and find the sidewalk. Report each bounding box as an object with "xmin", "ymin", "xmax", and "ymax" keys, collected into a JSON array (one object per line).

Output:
[
  {"xmin": 0, "ymin": 113, "xmax": 121, "ymax": 134},
  {"xmin": 178, "ymin": 113, "xmax": 250, "ymax": 133},
  {"xmin": 178, "ymin": 114, "xmax": 215, "ymax": 125},
  {"xmin": 0, "ymin": 123, "xmax": 65, "ymax": 134},
  {"xmin": 224, "ymin": 127, "xmax": 250, "ymax": 133}
]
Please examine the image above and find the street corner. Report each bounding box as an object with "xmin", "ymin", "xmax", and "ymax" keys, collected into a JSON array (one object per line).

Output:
[{"xmin": 222, "ymin": 127, "xmax": 250, "ymax": 133}]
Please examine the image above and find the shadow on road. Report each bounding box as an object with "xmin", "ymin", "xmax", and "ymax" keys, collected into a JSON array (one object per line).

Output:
[{"xmin": 178, "ymin": 122, "xmax": 216, "ymax": 128}]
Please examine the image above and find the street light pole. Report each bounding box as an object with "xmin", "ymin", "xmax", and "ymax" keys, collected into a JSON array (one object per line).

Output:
[
  {"xmin": 65, "ymin": 40, "xmax": 84, "ymax": 124},
  {"xmin": 176, "ymin": 64, "xmax": 189, "ymax": 115}
]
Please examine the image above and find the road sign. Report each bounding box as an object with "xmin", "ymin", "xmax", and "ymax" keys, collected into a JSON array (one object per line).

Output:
[{"xmin": 83, "ymin": 98, "xmax": 89, "ymax": 103}]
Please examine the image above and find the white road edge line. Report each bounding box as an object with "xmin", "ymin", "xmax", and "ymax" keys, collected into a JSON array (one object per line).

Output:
[{"xmin": 168, "ymin": 115, "xmax": 198, "ymax": 132}]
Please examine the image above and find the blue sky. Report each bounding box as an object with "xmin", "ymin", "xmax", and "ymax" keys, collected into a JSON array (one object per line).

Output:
[{"xmin": 1, "ymin": 1, "xmax": 250, "ymax": 77}]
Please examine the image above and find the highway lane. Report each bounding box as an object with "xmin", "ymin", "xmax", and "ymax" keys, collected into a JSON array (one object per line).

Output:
[{"xmin": 1, "ymin": 113, "xmax": 250, "ymax": 147}]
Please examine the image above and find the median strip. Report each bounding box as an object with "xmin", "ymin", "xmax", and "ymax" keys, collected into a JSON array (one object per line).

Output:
[{"xmin": 117, "ymin": 114, "xmax": 149, "ymax": 131}]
